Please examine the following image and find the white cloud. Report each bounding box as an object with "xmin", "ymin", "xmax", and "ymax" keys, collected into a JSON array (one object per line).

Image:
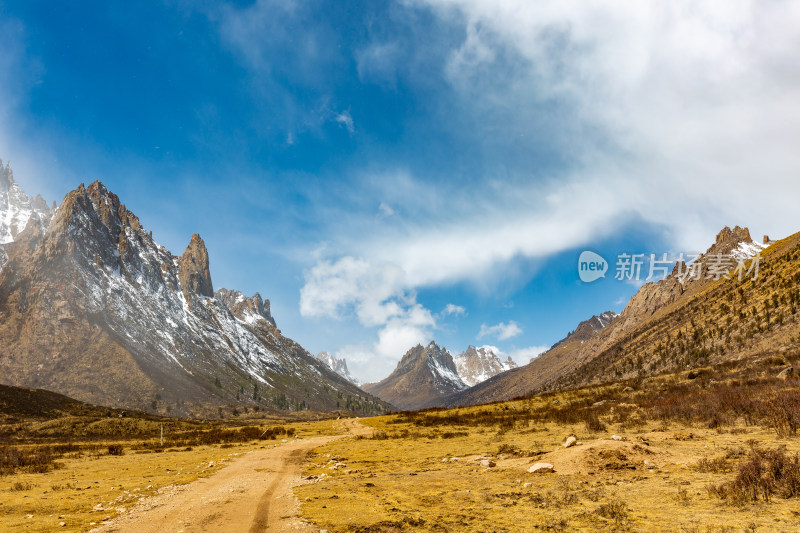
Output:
[
  {"xmin": 442, "ymin": 303, "xmax": 466, "ymax": 316},
  {"xmin": 335, "ymin": 110, "xmax": 355, "ymax": 133},
  {"xmin": 300, "ymin": 256, "xmax": 435, "ymax": 373},
  {"xmin": 407, "ymin": 0, "xmax": 800, "ymax": 250},
  {"xmin": 509, "ymin": 345, "xmax": 550, "ymax": 364},
  {"xmin": 377, "ymin": 202, "xmax": 396, "ymax": 218},
  {"xmin": 478, "ymin": 321, "xmax": 522, "ymax": 341},
  {"xmin": 298, "ymin": 0, "xmax": 800, "ymax": 379}
]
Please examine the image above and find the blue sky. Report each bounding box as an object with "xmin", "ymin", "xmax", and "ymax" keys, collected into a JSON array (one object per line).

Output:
[{"xmin": 2, "ymin": 1, "xmax": 799, "ymax": 381}]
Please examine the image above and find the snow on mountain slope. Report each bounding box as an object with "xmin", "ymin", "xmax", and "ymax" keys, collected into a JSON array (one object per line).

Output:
[
  {"xmin": 428, "ymin": 345, "xmax": 469, "ymax": 394},
  {"xmin": 363, "ymin": 341, "xmax": 466, "ymax": 410},
  {"xmin": 0, "ymin": 177, "xmax": 390, "ymax": 416},
  {"xmin": 316, "ymin": 352, "xmax": 360, "ymax": 385},
  {"xmin": 454, "ymin": 345, "xmax": 518, "ymax": 386},
  {"xmin": 0, "ymin": 160, "xmax": 53, "ymax": 271},
  {"xmin": 731, "ymin": 239, "xmax": 769, "ymax": 262}
]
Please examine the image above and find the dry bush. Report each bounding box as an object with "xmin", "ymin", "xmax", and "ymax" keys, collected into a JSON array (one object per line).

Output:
[
  {"xmin": 709, "ymin": 446, "xmax": 800, "ymax": 503},
  {"xmin": 0, "ymin": 446, "xmax": 61, "ymax": 475},
  {"xmin": 596, "ymin": 500, "xmax": 629, "ymax": 521},
  {"xmin": 583, "ymin": 412, "xmax": 607, "ymax": 432},
  {"xmin": 10, "ymin": 481, "xmax": 33, "ymax": 491},
  {"xmin": 107, "ymin": 444, "xmax": 124, "ymax": 456},
  {"xmin": 693, "ymin": 456, "xmax": 731, "ymax": 473}
]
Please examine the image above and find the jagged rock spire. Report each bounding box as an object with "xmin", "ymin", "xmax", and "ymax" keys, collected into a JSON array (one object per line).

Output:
[{"xmin": 179, "ymin": 233, "xmax": 213, "ymax": 301}]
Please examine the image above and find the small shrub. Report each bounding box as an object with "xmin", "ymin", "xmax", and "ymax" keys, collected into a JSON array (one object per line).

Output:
[
  {"xmin": 10, "ymin": 481, "xmax": 33, "ymax": 492},
  {"xmin": 710, "ymin": 446, "xmax": 800, "ymax": 503},
  {"xmin": 596, "ymin": 501, "xmax": 628, "ymax": 521},
  {"xmin": 693, "ymin": 456, "xmax": 730, "ymax": 473},
  {"xmin": 583, "ymin": 412, "xmax": 607, "ymax": 433},
  {"xmin": 107, "ymin": 444, "xmax": 124, "ymax": 456},
  {"xmin": 440, "ymin": 431, "xmax": 467, "ymax": 439}
]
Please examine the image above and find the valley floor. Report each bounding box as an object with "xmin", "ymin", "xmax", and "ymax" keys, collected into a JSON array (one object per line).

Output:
[
  {"xmin": 296, "ymin": 365, "xmax": 800, "ymax": 532},
  {"xmin": 3, "ymin": 359, "xmax": 800, "ymax": 532}
]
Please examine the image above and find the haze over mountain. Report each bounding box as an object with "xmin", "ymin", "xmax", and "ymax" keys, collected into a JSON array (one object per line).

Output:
[
  {"xmin": 316, "ymin": 351, "xmax": 360, "ymax": 385},
  {"xmin": 0, "ymin": 168, "xmax": 390, "ymax": 417}
]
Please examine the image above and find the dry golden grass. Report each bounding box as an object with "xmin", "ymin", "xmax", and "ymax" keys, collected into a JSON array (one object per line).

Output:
[
  {"xmin": 297, "ymin": 385, "xmax": 800, "ymax": 532},
  {"xmin": 0, "ymin": 418, "xmax": 345, "ymax": 532}
]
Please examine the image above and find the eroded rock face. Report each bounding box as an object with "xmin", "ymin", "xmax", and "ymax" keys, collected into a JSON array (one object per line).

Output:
[
  {"xmin": 178, "ymin": 233, "xmax": 213, "ymax": 302},
  {"xmin": 216, "ymin": 288, "xmax": 276, "ymax": 327}
]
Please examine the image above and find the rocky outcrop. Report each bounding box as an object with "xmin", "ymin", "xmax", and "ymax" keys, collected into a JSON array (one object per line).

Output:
[
  {"xmin": 179, "ymin": 234, "xmax": 213, "ymax": 302},
  {"xmin": 552, "ymin": 311, "xmax": 617, "ymax": 348},
  {"xmin": 216, "ymin": 288, "xmax": 276, "ymax": 327}
]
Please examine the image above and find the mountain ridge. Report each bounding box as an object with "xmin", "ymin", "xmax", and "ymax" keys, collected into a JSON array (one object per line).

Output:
[
  {"xmin": 444, "ymin": 225, "xmax": 775, "ymax": 407},
  {"xmin": 0, "ymin": 172, "xmax": 390, "ymax": 417}
]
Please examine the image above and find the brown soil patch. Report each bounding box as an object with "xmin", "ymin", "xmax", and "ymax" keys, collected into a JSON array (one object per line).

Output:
[{"xmin": 496, "ymin": 438, "xmax": 697, "ymax": 475}]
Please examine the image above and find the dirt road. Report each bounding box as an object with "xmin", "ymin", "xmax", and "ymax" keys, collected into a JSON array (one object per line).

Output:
[{"xmin": 93, "ymin": 419, "xmax": 370, "ymax": 533}]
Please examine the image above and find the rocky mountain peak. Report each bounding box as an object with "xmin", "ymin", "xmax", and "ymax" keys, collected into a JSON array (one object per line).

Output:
[
  {"xmin": 316, "ymin": 351, "xmax": 359, "ymax": 385},
  {"xmin": 454, "ymin": 345, "xmax": 517, "ymax": 386},
  {"xmin": 708, "ymin": 225, "xmax": 752, "ymax": 256},
  {"xmin": 0, "ymin": 160, "xmax": 54, "ymax": 271},
  {"xmin": 179, "ymin": 233, "xmax": 213, "ymax": 301},
  {"xmin": 216, "ymin": 288, "xmax": 276, "ymax": 327},
  {"xmin": 552, "ymin": 311, "xmax": 618, "ymax": 348},
  {"xmin": 0, "ymin": 171, "xmax": 391, "ymax": 417},
  {"xmin": 363, "ymin": 341, "xmax": 467, "ymax": 410}
]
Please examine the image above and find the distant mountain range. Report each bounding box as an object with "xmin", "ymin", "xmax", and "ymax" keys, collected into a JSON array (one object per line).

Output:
[
  {"xmin": 3, "ymin": 158, "xmax": 793, "ymax": 419},
  {"xmin": 0, "ymin": 162, "xmax": 391, "ymax": 417}
]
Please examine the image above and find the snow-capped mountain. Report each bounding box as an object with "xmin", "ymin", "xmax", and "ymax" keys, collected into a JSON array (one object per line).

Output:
[
  {"xmin": 363, "ymin": 341, "xmax": 468, "ymax": 411},
  {"xmin": 0, "ymin": 160, "xmax": 54, "ymax": 271},
  {"xmin": 316, "ymin": 352, "xmax": 360, "ymax": 385},
  {"xmin": 0, "ymin": 173, "xmax": 390, "ymax": 417},
  {"xmin": 453, "ymin": 345, "xmax": 517, "ymax": 386}
]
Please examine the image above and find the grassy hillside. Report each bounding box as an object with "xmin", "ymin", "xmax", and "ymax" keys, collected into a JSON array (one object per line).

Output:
[
  {"xmin": 556, "ymin": 231, "xmax": 800, "ymax": 391},
  {"xmin": 298, "ymin": 358, "xmax": 800, "ymax": 532}
]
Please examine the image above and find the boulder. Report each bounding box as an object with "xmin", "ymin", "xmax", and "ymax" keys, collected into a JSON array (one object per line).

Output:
[
  {"xmin": 564, "ymin": 436, "xmax": 578, "ymax": 448},
  {"xmin": 528, "ymin": 462, "xmax": 554, "ymax": 474},
  {"xmin": 778, "ymin": 367, "xmax": 795, "ymax": 380},
  {"xmin": 480, "ymin": 459, "xmax": 496, "ymax": 468},
  {"xmin": 611, "ymin": 435, "xmax": 624, "ymax": 441}
]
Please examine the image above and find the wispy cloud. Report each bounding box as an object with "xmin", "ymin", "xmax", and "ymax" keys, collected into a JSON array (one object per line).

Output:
[
  {"xmin": 299, "ymin": 0, "xmax": 800, "ymax": 372},
  {"xmin": 478, "ymin": 321, "xmax": 522, "ymax": 341},
  {"xmin": 335, "ymin": 110, "xmax": 355, "ymax": 133},
  {"xmin": 509, "ymin": 345, "xmax": 549, "ymax": 364},
  {"xmin": 442, "ymin": 303, "xmax": 466, "ymax": 316}
]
